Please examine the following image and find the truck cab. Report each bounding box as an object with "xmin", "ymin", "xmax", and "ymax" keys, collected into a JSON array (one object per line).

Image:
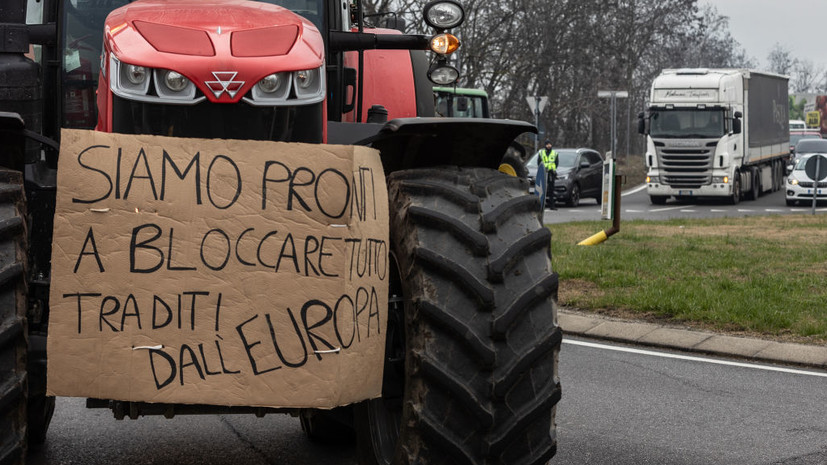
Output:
[{"xmin": 640, "ymin": 68, "xmax": 789, "ymax": 205}]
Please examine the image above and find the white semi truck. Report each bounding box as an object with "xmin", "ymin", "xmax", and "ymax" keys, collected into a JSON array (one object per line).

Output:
[{"xmin": 639, "ymin": 68, "xmax": 790, "ymax": 204}]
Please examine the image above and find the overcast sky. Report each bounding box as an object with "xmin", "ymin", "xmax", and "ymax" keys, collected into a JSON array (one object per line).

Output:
[{"xmin": 702, "ymin": 0, "xmax": 827, "ymax": 69}]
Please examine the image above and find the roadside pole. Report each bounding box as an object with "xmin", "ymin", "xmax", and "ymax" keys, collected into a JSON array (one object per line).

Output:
[
  {"xmin": 526, "ymin": 95, "xmax": 548, "ymax": 153},
  {"xmin": 578, "ymin": 90, "xmax": 628, "ymax": 245}
]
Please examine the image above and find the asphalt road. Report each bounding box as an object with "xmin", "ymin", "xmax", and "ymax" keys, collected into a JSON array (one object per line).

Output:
[
  {"xmin": 555, "ymin": 338, "xmax": 827, "ymax": 465},
  {"xmin": 28, "ymin": 400, "xmax": 357, "ymax": 465},
  {"xmin": 28, "ymin": 337, "xmax": 827, "ymax": 465},
  {"xmin": 543, "ymin": 183, "xmax": 827, "ymax": 224}
]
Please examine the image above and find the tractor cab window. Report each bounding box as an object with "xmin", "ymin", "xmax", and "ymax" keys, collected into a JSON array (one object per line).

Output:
[
  {"xmin": 62, "ymin": 0, "xmax": 133, "ymax": 129},
  {"xmin": 260, "ymin": 0, "xmax": 324, "ymax": 31},
  {"xmin": 434, "ymin": 93, "xmax": 488, "ymax": 118}
]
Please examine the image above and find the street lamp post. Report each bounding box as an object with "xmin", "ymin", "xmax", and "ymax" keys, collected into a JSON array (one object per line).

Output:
[{"xmin": 597, "ymin": 90, "xmax": 628, "ymax": 160}]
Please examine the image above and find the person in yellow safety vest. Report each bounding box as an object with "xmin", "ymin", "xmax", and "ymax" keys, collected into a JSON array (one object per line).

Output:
[{"xmin": 540, "ymin": 139, "xmax": 558, "ymax": 209}]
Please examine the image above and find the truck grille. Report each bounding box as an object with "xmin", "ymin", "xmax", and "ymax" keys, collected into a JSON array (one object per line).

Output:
[{"xmin": 656, "ymin": 142, "xmax": 716, "ymax": 188}]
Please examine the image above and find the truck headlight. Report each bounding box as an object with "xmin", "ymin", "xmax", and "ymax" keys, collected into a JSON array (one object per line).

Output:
[
  {"xmin": 712, "ymin": 176, "xmax": 727, "ymax": 183},
  {"xmin": 646, "ymin": 175, "xmax": 659, "ymax": 183},
  {"xmin": 789, "ymin": 178, "xmax": 799, "ymax": 186}
]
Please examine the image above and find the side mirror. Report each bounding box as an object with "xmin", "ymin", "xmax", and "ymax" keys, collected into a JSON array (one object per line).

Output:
[
  {"xmin": 732, "ymin": 116, "xmax": 742, "ymax": 135},
  {"xmin": 456, "ymin": 96, "xmax": 469, "ymax": 112},
  {"xmin": 637, "ymin": 111, "xmax": 647, "ymax": 135}
]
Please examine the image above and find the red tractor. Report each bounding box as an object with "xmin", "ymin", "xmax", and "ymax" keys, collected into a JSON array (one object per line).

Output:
[{"xmin": 0, "ymin": 0, "xmax": 561, "ymax": 464}]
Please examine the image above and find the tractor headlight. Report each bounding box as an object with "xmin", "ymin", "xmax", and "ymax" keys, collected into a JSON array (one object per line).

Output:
[
  {"xmin": 258, "ymin": 73, "xmax": 284, "ymax": 93},
  {"xmin": 292, "ymin": 66, "xmax": 324, "ymax": 101},
  {"xmin": 111, "ymin": 57, "xmax": 203, "ymax": 104},
  {"xmin": 428, "ymin": 64, "xmax": 459, "ymax": 85},
  {"xmin": 126, "ymin": 64, "xmax": 148, "ymax": 85},
  {"xmin": 423, "ymin": 0, "xmax": 465, "ymax": 30},
  {"xmin": 295, "ymin": 68, "xmax": 318, "ymax": 90},
  {"xmin": 113, "ymin": 57, "xmax": 151, "ymax": 96},
  {"xmin": 164, "ymin": 71, "xmax": 189, "ymax": 92},
  {"xmin": 153, "ymin": 69, "xmax": 196, "ymax": 100},
  {"xmin": 251, "ymin": 72, "xmax": 291, "ymax": 103}
]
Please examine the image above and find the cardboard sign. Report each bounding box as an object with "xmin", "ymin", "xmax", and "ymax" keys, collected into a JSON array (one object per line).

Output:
[{"xmin": 47, "ymin": 129, "xmax": 389, "ymax": 408}]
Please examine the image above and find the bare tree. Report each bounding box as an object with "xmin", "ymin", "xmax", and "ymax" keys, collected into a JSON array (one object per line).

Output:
[{"xmin": 767, "ymin": 43, "xmax": 797, "ymax": 76}]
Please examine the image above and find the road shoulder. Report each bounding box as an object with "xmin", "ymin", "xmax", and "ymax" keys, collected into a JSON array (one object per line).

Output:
[{"xmin": 559, "ymin": 307, "xmax": 827, "ymax": 370}]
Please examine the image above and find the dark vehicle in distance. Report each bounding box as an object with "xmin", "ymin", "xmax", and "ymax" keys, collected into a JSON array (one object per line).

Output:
[
  {"xmin": 788, "ymin": 133, "xmax": 824, "ymax": 174},
  {"xmin": 526, "ymin": 148, "xmax": 604, "ymax": 207}
]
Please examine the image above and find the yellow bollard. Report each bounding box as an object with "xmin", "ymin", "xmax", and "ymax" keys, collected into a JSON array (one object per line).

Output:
[
  {"xmin": 577, "ymin": 230, "xmax": 609, "ymax": 246},
  {"xmin": 577, "ymin": 172, "xmax": 621, "ymax": 246}
]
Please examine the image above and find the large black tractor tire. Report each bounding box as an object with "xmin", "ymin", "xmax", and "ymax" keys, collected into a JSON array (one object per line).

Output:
[
  {"xmin": 0, "ymin": 169, "xmax": 28, "ymax": 465},
  {"xmin": 356, "ymin": 167, "xmax": 561, "ymax": 465}
]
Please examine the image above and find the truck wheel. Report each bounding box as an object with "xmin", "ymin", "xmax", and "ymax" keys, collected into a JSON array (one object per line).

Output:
[
  {"xmin": 0, "ymin": 169, "xmax": 29, "ymax": 465},
  {"xmin": 650, "ymin": 195, "xmax": 668, "ymax": 205},
  {"xmin": 356, "ymin": 168, "xmax": 561, "ymax": 465},
  {"xmin": 728, "ymin": 173, "xmax": 741, "ymax": 205},
  {"xmin": 747, "ymin": 169, "xmax": 759, "ymax": 200}
]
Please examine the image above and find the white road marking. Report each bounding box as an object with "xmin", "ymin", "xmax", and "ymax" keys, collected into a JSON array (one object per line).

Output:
[
  {"xmin": 764, "ymin": 209, "xmax": 784, "ymax": 212},
  {"xmin": 737, "ymin": 209, "xmax": 755, "ymax": 212},
  {"xmin": 680, "ymin": 209, "xmax": 697, "ymax": 213},
  {"xmin": 625, "ymin": 209, "xmax": 644, "ymax": 213},
  {"xmin": 564, "ymin": 338, "xmax": 827, "ymax": 378},
  {"xmin": 622, "ymin": 184, "xmax": 647, "ymax": 196},
  {"xmin": 649, "ymin": 205, "xmax": 696, "ymax": 212},
  {"xmin": 710, "ymin": 209, "xmax": 728, "ymax": 212}
]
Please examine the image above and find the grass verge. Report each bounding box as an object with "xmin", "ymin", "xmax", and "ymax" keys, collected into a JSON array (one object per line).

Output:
[{"xmin": 549, "ymin": 215, "xmax": 827, "ymax": 343}]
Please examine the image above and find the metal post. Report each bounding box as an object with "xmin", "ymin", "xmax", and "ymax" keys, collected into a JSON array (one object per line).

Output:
[
  {"xmin": 534, "ymin": 95, "xmax": 540, "ymax": 153},
  {"xmin": 610, "ymin": 94, "xmax": 617, "ymax": 161},
  {"xmin": 813, "ymin": 156, "xmax": 821, "ymax": 215}
]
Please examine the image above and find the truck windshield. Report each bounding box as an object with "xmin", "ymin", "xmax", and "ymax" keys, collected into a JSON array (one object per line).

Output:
[{"xmin": 649, "ymin": 109, "xmax": 726, "ymax": 139}]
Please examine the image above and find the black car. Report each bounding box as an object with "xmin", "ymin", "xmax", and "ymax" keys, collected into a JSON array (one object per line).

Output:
[{"xmin": 526, "ymin": 148, "xmax": 604, "ymax": 207}]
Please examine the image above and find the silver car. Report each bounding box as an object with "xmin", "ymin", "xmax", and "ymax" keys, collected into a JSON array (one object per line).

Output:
[{"xmin": 786, "ymin": 152, "xmax": 827, "ymax": 206}]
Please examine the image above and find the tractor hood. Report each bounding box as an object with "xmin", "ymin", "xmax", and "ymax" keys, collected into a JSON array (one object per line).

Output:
[{"xmin": 103, "ymin": 0, "xmax": 324, "ymax": 103}]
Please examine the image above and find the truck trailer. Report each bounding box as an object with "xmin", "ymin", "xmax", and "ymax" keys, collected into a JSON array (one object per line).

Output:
[{"xmin": 639, "ymin": 68, "xmax": 790, "ymax": 204}]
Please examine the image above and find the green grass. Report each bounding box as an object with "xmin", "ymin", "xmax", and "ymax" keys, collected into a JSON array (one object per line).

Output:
[{"xmin": 549, "ymin": 215, "xmax": 827, "ymax": 342}]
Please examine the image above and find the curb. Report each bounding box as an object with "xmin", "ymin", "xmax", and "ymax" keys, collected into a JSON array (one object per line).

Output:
[{"xmin": 559, "ymin": 308, "xmax": 827, "ymax": 370}]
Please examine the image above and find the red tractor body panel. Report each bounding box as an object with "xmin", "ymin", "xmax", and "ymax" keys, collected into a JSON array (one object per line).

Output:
[
  {"xmin": 343, "ymin": 29, "xmax": 419, "ymax": 122},
  {"xmin": 97, "ymin": 0, "xmax": 325, "ymax": 122}
]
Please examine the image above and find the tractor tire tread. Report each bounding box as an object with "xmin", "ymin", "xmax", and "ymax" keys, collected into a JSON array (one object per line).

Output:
[{"xmin": 386, "ymin": 167, "xmax": 560, "ymax": 465}]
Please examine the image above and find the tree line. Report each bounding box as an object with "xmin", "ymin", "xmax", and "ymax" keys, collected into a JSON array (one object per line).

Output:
[{"xmin": 365, "ymin": 0, "xmax": 755, "ymax": 157}]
